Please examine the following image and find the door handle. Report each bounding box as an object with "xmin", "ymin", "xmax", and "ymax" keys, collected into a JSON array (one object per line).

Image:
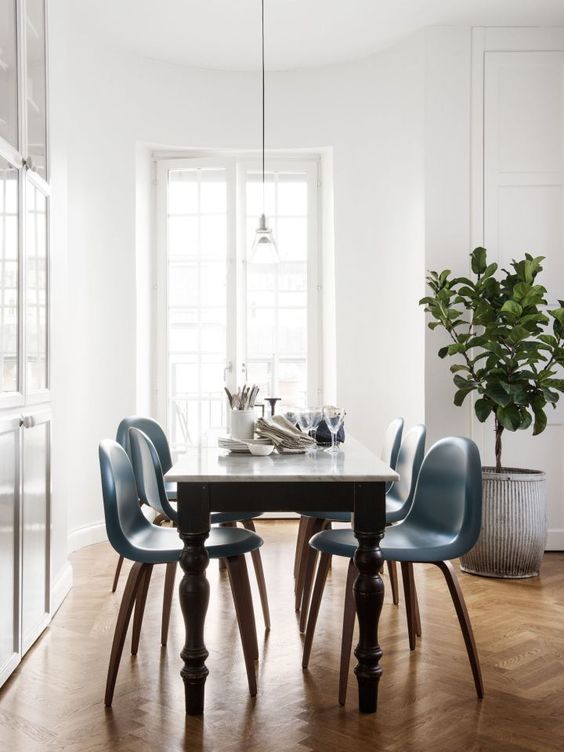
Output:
[
  {"xmin": 223, "ymin": 361, "xmax": 232, "ymax": 383},
  {"xmin": 20, "ymin": 415, "xmax": 36, "ymax": 429}
]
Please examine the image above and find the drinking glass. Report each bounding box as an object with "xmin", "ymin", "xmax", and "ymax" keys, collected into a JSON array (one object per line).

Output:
[
  {"xmin": 308, "ymin": 408, "xmax": 323, "ymax": 443},
  {"xmin": 297, "ymin": 408, "xmax": 319, "ymax": 453},
  {"xmin": 322, "ymin": 406, "xmax": 345, "ymax": 454}
]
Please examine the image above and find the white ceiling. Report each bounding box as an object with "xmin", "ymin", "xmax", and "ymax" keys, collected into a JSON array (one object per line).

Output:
[{"xmin": 78, "ymin": 0, "xmax": 564, "ymax": 71}]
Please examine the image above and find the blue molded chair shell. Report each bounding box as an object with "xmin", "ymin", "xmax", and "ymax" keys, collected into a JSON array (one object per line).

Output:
[
  {"xmin": 99, "ymin": 438, "xmax": 264, "ymax": 705},
  {"xmin": 305, "ymin": 437, "xmax": 484, "ymax": 703},
  {"xmin": 310, "ymin": 436, "xmax": 482, "ymax": 562},
  {"xmin": 99, "ymin": 439, "xmax": 263, "ymax": 563},
  {"xmin": 116, "ymin": 415, "xmax": 177, "ymax": 499},
  {"xmin": 382, "ymin": 416, "xmax": 404, "ymax": 472}
]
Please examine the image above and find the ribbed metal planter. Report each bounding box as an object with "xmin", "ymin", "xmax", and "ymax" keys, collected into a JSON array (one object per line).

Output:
[{"xmin": 460, "ymin": 467, "xmax": 547, "ymax": 579}]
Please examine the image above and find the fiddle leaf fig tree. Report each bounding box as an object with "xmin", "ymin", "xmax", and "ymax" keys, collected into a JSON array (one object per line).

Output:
[{"xmin": 420, "ymin": 248, "xmax": 564, "ymax": 472}]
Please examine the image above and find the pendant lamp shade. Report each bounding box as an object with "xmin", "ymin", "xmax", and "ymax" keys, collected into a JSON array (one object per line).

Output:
[{"xmin": 251, "ymin": 213, "xmax": 279, "ymax": 264}]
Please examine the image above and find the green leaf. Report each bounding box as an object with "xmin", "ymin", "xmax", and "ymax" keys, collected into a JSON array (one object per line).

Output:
[
  {"xmin": 496, "ymin": 404, "xmax": 522, "ymax": 431},
  {"xmin": 474, "ymin": 398, "xmax": 493, "ymax": 422},
  {"xmin": 471, "ymin": 247, "xmax": 488, "ymax": 275},
  {"xmin": 438, "ymin": 346, "xmax": 449, "ymax": 359},
  {"xmin": 454, "ymin": 388, "xmax": 473, "ymax": 407},
  {"xmin": 500, "ymin": 300, "xmax": 523, "ymax": 317},
  {"xmin": 532, "ymin": 406, "xmax": 547, "ymax": 435},
  {"xmin": 550, "ymin": 308, "xmax": 564, "ymax": 327},
  {"xmin": 485, "ymin": 381, "xmax": 511, "ymax": 407}
]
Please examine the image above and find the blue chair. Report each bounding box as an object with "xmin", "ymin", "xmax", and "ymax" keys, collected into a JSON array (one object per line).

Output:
[
  {"xmin": 128, "ymin": 426, "xmax": 271, "ymax": 637},
  {"xmin": 112, "ymin": 416, "xmax": 268, "ymax": 622},
  {"xmin": 294, "ymin": 419, "xmax": 413, "ymax": 631},
  {"xmin": 99, "ymin": 439, "xmax": 264, "ymax": 706},
  {"xmin": 302, "ymin": 437, "xmax": 484, "ymax": 705}
]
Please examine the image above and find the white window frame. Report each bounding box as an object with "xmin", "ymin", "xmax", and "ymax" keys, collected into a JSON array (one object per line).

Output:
[{"xmin": 154, "ymin": 152, "xmax": 323, "ymax": 441}]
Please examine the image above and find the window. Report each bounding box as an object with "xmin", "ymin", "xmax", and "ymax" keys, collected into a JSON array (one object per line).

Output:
[{"xmin": 156, "ymin": 155, "xmax": 321, "ymax": 451}]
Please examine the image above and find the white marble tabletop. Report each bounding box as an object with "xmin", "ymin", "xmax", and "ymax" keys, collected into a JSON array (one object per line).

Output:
[{"xmin": 166, "ymin": 436, "xmax": 398, "ymax": 484}]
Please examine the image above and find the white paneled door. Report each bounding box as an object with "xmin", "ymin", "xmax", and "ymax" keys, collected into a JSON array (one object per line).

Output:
[{"xmin": 477, "ymin": 35, "xmax": 564, "ymax": 549}]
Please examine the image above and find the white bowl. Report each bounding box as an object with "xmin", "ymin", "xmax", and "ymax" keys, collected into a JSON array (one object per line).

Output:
[{"xmin": 246, "ymin": 442, "xmax": 275, "ymax": 456}]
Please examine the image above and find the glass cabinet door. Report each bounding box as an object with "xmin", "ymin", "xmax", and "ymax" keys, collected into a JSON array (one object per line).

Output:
[
  {"xmin": 0, "ymin": 0, "xmax": 18, "ymax": 150},
  {"xmin": 25, "ymin": 178, "xmax": 47, "ymax": 394},
  {"xmin": 24, "ymin": 0, "xmax": 46, "ymax": 179},
  {"xmin": 0, "ymin": 157, "xmax": 19, "ymax": 396}
]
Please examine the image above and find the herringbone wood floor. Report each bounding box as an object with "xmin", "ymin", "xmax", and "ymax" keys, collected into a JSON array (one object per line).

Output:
[{"xmin": 1, "ymin": 521, "xmax": 563, "ymax": 752}]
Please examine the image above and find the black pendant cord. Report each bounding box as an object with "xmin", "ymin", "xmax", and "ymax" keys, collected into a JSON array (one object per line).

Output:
[{"xmin": 261, "ymin": 0, "xmax": 265, "ymax": 203}]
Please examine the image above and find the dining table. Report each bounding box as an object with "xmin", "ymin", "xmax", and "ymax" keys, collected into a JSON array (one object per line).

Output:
[{"xmin": 165, "ymin": 437, "xmax": 398, "ymax": 716}]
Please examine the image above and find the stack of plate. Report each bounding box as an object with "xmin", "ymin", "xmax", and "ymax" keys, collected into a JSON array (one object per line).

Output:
[{"xmin": 218, "ymin": 436, "xmax": 273, "ymax": 454}]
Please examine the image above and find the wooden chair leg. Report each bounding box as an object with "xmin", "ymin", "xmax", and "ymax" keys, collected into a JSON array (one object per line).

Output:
[
  {"xmin": 131, "ymin": 564, "xmax": 153, "ymax": 656},
  {"xmin": 434, "ymin": 560, "xmax": 484, "ymax": 699},
  {"xmin": 299, "ymin": 520, "xmax": 329, "ymax": 632},
  {"xmin": 338, "ymin": 559, "xmax": 358, "ymax": 706},
  {"xmin": 226, "ymin": 555, "xmax": 259, "ymax": 696},
  {"xmin": 242, "ymin": 520, "xmax": 271, "ymax": 631},
  {"xmin": 387, "ymin": 560, "xmax": 399, "ymax": 605},
  {"xmin": 112, "ymin": 555, "xmax": 124, "ymax": 593},
  {"xmin": 409, "ymin": 563, "xmax": 422, "ymax": 637},
  {"xmin": 294, "ymin": 517, "xmax": 317, "ymax": 610},
  {"xmin": 218, "ymin": 521, "xmax": 234, "ymax": 571},
  {"xmin": 294, "ymin": 516, "xmax": 308, "ymax": 580},
  {"xmin": 400, "ymin": 562, "xmax": 417, "ymax": 650},
  {"xmin": 105, "ymin": 562, "xmax": 148, "ymax": 706},
  {"xmin": 161, "ymin": 561, "xmax": 177, "ymax": 647},
  {"xmin": 302, "ymin": 553, "xmax": 332, "ymax": 669}
]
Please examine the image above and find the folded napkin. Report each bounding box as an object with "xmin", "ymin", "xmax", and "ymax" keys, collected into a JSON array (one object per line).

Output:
[{"xmin": 255, "ymin": 415, "xmax": 316, "ymax": 451}]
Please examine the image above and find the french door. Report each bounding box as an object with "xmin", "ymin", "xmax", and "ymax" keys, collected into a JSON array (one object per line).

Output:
[{"xmin": 156, "ymin": 155, "xmax": 321, "ymax": 452}]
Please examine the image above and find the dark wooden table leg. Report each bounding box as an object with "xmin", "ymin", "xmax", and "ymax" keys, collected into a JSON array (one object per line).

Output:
[
  {"xmin": 352, "ymin": 481, "xmax": 386, "ymax": 713},
  {"xmin": 177, "ymin": 482, "xmax": 211, "ymax": 715}
]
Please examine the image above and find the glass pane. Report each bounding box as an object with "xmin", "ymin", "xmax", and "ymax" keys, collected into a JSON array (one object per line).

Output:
[
  {"xmin": 0, "ymin": 0, "xmax": 18, "ymax": 148},
  {"xmin": 166, "ymin": 166, "xmax": 228, "ymax": 448},
  {"xmin": 247, "ymin": 307, "xmax": 275, "ymax": 355},
  {"xmin": 276, "ymin": 217, "xmax": 307, "ymax": 261},
  {"xmin": 25, "ymin": 0, "xmax": 47, "ymax": 178},
  {"xmin": 0, "ymin": 158, "xmax": 18, "ymax": 393},
  {"xmin": 26, "ymin": 180, "xmax": 47, "ymax": 391},
  {"xmin": 169, "ymin": 263, "xmax": 199, "ymax": 306},
  {"xmin": 279, "ymin": 361, "xmax": 307, "ymax": 405},
  {"xmin": 200, "ymin": 215, "xmax": 226, "ymax": 258},
  {"xmin": 246, "ymin": 173, "xmax": 275, "ymax": 217},
  {"xmin": 168, "ymin": 216, "xmax": 198, "ymax": 258},
  {"xmin": 168, "ymin": 171, "xmax": 198, "ymax": 214},
  {"xmin": 200, "ymin": 172, "xmax": 226, "ymax": 214},
  {"xmin": 279, "ymin": 308, "xmax": 307, "ymax": 355},
  {"xmin": 277, "ymin": 178, "xmax": 307, "ymax": 216}
]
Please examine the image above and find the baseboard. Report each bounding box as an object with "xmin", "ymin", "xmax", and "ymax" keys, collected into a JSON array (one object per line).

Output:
[
  {"xmin": 546, "ymin": 529, "xmax": 564, "ymax": 551},
  {"xmin": 67, "ymin": 521, "xmax": 107, "ymax": 553},
  {"xmin": 50, "ymin": 561, "xmax": 73, "ymax": 616}
]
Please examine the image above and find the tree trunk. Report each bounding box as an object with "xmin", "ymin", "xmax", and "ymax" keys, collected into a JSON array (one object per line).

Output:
[{"xmin": 494, "ymin": 418, "xmax": 503, "ymax": 473}]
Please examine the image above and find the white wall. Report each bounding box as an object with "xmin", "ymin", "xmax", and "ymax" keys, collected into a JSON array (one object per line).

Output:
[
  {"xmin": 52, "ymin": 12, "xmax": 426, "ymax": 544},
  {"xmin": 424, "ymin": 27, "xmax": 473, "ymax": 446}
]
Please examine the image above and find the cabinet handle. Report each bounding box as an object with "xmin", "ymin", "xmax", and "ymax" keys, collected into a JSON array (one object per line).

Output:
[{"xmin": 20, "ymin": 415, "xmax": 36, "ymax": 429}]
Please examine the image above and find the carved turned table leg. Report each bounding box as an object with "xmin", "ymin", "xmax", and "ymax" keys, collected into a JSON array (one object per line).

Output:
[
  {"xmin": 353, "ymin": 482, "xmax": 386, "ymax": 713},
  {"xmin": 178, "ymin": 483, "xmax": 211, "ymax": 715}
]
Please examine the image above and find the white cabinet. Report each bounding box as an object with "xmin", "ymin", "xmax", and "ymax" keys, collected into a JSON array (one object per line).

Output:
[{"xmin": 0, "ymin": 0, "xmax": 51, "ymax": 688}]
